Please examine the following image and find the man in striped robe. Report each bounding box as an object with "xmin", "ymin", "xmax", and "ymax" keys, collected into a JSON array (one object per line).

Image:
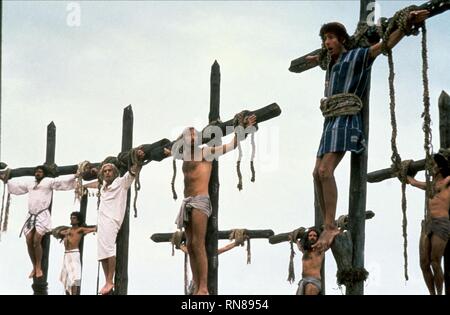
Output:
[{"xmin": 309, "ymin": 10, "xmax": 429, "ymax": 251}]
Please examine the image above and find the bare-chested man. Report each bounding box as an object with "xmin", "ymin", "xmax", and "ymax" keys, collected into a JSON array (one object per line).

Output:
[
  {"xmin": 407, "ymin": 153, "xmax": 450, "ymax": 295},
  {"xmin": 165, "ymin": 114, "xmax": 256, "ymax": 295},
  {"xmin": 296, "ymin": 228, "xmax": 324, "ymax": 295},
  {"xmin": 55, "ymin": 212, "xmax": 96, "ymax": 295}
]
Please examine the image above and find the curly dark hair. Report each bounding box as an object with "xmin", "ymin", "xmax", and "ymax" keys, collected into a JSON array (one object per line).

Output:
[
  {"xmin": 34, "ymin": 165, "xmax": 48, "ymax": 177},
  {"xmin": 70, "ymin": 211, "xmax": 86, "ymax": 227},
  {"xmin": 433, "ymin": 153, "xmax": 450, "ymax": 178},
  {"xmin": 300, "ymin": 227, "xmax": 321, "ymax": 251},
  {"xmin": 319, "ymin": 22, "xmax": 350, "ymax": 47}
]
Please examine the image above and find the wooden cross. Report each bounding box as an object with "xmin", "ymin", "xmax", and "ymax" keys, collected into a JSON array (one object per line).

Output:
[
  {"xmin": 367, "ymin": 91, "xmax": 450, "ymax": 295},
  {"xmin": 0, "ymin": 110, "xmax": 170, "ymax": 295},
  {"xmin": 289, "ymin": 0, "xmax": 449, "ymax": 295},
  {"xmin": 269, "ymin": 211, "xmax": 375, "ymax": 290},
  {"xmin": 150, "ymin": 228, "xmax": 274, "ymax": 295},
  {"xmin": 151, "ymin": 60, "xmax": 281, "ymax": 294},
  {"xmin": 0, "ymin": 62, "xmax": 280, "ymax": 295}
]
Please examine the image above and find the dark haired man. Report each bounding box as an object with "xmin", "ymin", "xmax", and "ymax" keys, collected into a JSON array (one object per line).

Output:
[
  {"xmin": 308, "ymin": 10, "xmax": 429, "ymax": 251},
  {"xmin": 296, "ymin": 228, "xmax": 324, "ymax": 295},
  {"xmin": 55, "ymin": 211, "xmax": 96, "ymax": 295},
  {"xmin": 407, "ymin": 153, "xmax": 450, "ymax": 295},
  {"xmin": 0, "ymin": 165, "xmax": 76, "ymax": 279}
]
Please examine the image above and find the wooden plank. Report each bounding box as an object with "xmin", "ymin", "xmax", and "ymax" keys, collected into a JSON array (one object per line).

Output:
[
  {"xmin": 5, "ymin": 138, "xmax": 170, "ymax": 179},
  {"xmin": 268, "ymin": 211, "xmax": 375, "ymax": 244},
  {"xmin": 78, "ymin": 193, "xmax": 88, "ymax": 294},
  {"xmin": 346, "ymin": 0, "xmax": 372, "ymax": 295},
  {"xmin": 207, "ymin": 60, "xmax": 220, "ymax": 295},
  {"xmin": 151, "ymin": 229, "xmax": 274, "ymax": 243},
  {"xmin": 115, "ymin": 105, "xmax": 133, "ymax": 295},
  {"xmin": 368, "ymin": 159, "xmax": 426, "ymax": 183},
  {"xmin": 289, "ymin": 0, "xmax": 450, "ymax": 74},
  {"xmin": 32, "ymin": 122, "xmax": 56, "ymax": 295},
  {"xmin": 438, "ymin": 90, "xmax": 450, "ymax": 295}
]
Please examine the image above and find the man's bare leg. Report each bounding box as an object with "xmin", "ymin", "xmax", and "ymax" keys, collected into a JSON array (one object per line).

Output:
[
  {"xmin": 25, "ymin": 231, "xmax": 36, "ymax": 278},
  {"xmin": 189, "ymin": 209, "xmax": 209, "ymax": 295},
  {"xmin": 99, "ymin": 259, "xmax": 109, "ymax": 294},
  {"xmin": 313, "ymin": 152, "xmax": 345, "ymax": 251},
  {"xmin": 430, "ymin": 235, "xmax": 447, "ymax": 295},
  {"xmin": 33, "ymin": 232, "xmax": 44, "ymax": 278},
  {"xmin": 419, "ymin": 232, "xmax": 435, "ymax": 295},
  {"xmin": 304, "ymin": 283, "xmax": 320, "ymax": 295},
  {"xmin": 313, "ymin": 158, "xmax": 326, "ymax": 222},
  {"xmin": 100, "ymin": 257, "xmax": 115, "ymax": 295},
  {"xmin": 185, "ymin": 224, "xmax": 198, "ymax": 294}
]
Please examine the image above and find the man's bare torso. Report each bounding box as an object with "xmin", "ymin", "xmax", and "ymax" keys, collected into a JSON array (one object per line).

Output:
[
  {"xmin": 429, "ymin": 177, "xmax": 450, "ymax": 218},
  {"xmin": 64, "ymin": 227, "xmax": 83, "ymax": 251},
  {"xmin": 183, "ymin": 159, "xmax": 212, "ymax": 197},
  {"xmin": 302, "ymin": 250, "xmax": 324, "ymax": 279}
]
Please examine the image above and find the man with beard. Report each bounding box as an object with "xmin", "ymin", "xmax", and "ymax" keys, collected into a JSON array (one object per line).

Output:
[
  {"xmin": 165, "ymin": 113, "xmax": 257, "ymax": 295},
  {"xmin": 54, "ymin": 211, "xmax": 96, "ymax": 295},
  {"xmin": 0, "ymin": 165, "xmax": 76, "ymax": 279},
  {"xmin": 407, "ymin": 153, "xmax": 450, "ymax": 295},
  {"xmin": 96, "ymin": 159, "xmax": 142, "ymax": 295},
  {"xmin": 296, "ymin": 227, "xmax": 324, "ymax": 295}
]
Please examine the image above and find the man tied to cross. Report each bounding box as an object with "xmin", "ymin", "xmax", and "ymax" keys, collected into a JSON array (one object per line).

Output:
[
  {"xmin": 53, "ymin": 211, "xmax": 97, "ymax": 295},
  {"xmin": 407, "ymin": 153, "xmax": 450, "ymax": 295},
  {"xmin": 0, "ymin": 165, "xmax": 77, "ymax": 279},
  {"xmin": 165, "ymin": 113, "xmax": 257, "ymax": 295},
  {"xmin": 83, "ymin": 148, "xmax": 145, "ymax": 295},
  {"xmin": 308, "ymin": 10, "xmax": 429, "ymax": 251},
  {"xmin": 296, "ymin": 227, "xmax": 324, "ymax": 295}
]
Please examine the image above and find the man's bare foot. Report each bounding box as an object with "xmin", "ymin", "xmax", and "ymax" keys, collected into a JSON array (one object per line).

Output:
[
  {"xmin": 35, "ymin": 268, "xmax": 43, "ymax": 278},
  {"xmin": 28, "ymin": 269, "xmax": 35, "ymax": 279},
  {"xmin": 99, "ymin": 283, "xmax": 114, "ymax": 295},
  {"xmin": 312, "ymin": 227, "xmax": 340, "ymax": 251},
  {"xmin": 195, "ymin": 289, "xmax": 209, "ymax": 295}
]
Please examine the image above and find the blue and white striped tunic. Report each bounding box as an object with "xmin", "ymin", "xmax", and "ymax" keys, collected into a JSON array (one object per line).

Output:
[{"xmin": 317, "ymin": 47, "xmax": 373, "ymax": 158}]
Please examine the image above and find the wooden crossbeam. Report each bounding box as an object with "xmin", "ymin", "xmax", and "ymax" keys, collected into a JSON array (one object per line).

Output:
[
  {"xmin": 268, "ymin": 211, "xmax": 375, "ymax": 245},
  {"xmin": 367, "ymin": 91, "xmax": 450, "ymax": 294},
  {"xmin": 289, "ymin": 0, "xmax": 450, "ymax": 74},
  {"xmin": 151, "ymin": 229, "xmax": 274, "ymax": 243},
  {"xmin": 2, "ymin": 138, "xmax": 170, "ymax": 179}
]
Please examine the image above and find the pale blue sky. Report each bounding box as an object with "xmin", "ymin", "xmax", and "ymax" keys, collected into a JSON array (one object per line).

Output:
[{"xmin": 0, "ymin": 1, "xmax": 449, "ymax": 295}]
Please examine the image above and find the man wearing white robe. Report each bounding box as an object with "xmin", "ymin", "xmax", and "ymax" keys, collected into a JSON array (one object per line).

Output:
[
  {"xmin": 96, "ymin": 161, "xmax": 141, "ymax": 295},
  {"xmin": 2, "ymin": 165, "xmax": 76, "ymax": 279}
]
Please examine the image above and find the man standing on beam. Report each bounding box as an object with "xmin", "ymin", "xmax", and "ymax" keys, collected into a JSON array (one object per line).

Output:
[
  {"xmin": 308, "ymin": 10, "xmax": 429, "ymax": 251},
  {"xmin": 165, "ymin": 113, "xmax": 256, "ymax": 295}
]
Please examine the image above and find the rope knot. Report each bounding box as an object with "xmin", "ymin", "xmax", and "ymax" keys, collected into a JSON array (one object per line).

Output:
[
  {"xmin": 287, "ymin": 227, "xmax": 306, "ymax": 284},
  {"xmin": 233, "ymin": 111, "xmax": 258, "ymax": 191},
  {"xmin": 229, "ymin": 229, "xmax": 251, "ymax": 264},
  {"xmin": 170, "ymin": 230, "xmax": 185, "ymax": 256}
]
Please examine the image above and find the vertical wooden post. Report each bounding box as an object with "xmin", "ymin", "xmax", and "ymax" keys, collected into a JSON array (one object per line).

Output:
[
  {"xmin": 0, "ymin": 1, "xmax": 2, "ymax": 161},
  {"xmin": 438, "ymin": 91, "xmax": 450, "ymax": 295},
  {"xmin": 314, "ymin": 189, "xmax": 325, "ymax": 293},
  {"xmin": 77, "ymin": 193, "xmax": 88, "ymax": 294},
  {"xmin": 115, "ymin": 105, "xmax": 133, "ymax": 295},
  {"xmin": 207, "ymin": 60, "xmax": 220, "ymax": 295},
  {"xmin": 346, "ymin": 0, "xmax": 372, "ymax": 295},
  {"xmin": 32, "ymin": 121, "xmax": 56, "ymax": 295}
]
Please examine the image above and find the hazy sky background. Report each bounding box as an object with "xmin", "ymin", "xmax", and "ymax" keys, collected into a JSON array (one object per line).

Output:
[{"xmin": 0, "ymin": 1, "xmax": 449, "ymax": 295}]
